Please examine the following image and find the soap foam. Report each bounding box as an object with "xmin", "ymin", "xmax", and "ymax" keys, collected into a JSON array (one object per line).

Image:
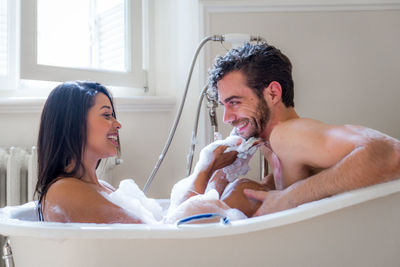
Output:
[
  {"xmin": 103, "ymin": 179, "xmax": 163, "ymax": 224},
  {"xmin": 222, "ymin": 136, "xmax": 261, "ymax": 182},
  {"xmin": 102, "ymin": 179, "xmax": 246, "ymax": 224},
  {"xmin": 191, "ymin": 134, "xmax": 261, "ymax": 180}
]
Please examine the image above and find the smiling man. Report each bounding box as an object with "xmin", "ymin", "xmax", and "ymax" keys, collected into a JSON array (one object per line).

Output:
[{"xmin": 207, "ymin": 42, "xmax": 400, "ymax": 216}]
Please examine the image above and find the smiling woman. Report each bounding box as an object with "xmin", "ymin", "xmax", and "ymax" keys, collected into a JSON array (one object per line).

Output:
[{"xmin": 35, "ymin": 81, "xmax": 143, "ymax": 223}]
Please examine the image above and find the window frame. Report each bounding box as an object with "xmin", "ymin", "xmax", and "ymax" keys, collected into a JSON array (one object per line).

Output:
[{"xmin": 20, "ymin": 0, "xmax": 147, "ymax": 89}]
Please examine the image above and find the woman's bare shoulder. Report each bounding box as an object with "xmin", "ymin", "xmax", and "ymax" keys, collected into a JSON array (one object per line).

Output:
[
  {"xmin": 44, "ymin": 178, "xmax": 106, "ymax": 220},
  {"xmin": 44, "ymin": 178, "xmax": 97, "ymax": 207},
  {"xmin": 49, "ymin": 176, "xmax": 84, "ymax": 186},
  {"xmin": 46, "ymin": 177, "xmax": 94, "ymax": 198},
  {"xmin": 43, "ymin": 177, "xmax": 142, "ymax": 224}
]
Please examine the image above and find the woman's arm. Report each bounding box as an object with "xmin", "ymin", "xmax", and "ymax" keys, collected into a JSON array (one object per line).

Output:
[{"xmin": 168, "ymin": 145, "xmax": 238, "ymax": 210}]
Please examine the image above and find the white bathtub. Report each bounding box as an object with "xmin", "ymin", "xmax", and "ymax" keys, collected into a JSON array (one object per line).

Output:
[{"xmin": 1, "ymin": 178, "xmax": 400, "ymax": 267}]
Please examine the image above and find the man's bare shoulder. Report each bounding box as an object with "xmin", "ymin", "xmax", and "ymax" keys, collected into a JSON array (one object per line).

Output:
[
  {"xmin": 269, "ymin": 118, "xmax": 365, "ymax": 142},
  {"xmin": 269, "ymin": 118, "xmax": 358, "ymax": 166},
  {"xmin": 269, "ymin": 118, "xmax": 389, "ymax": 168},
  {"xmin": 270, "ymin": 118, "xmax": 326, "ymax": 145},
  {"xmin": 275, "ymin": 117, "xmax": 325, "ymax": 130}
]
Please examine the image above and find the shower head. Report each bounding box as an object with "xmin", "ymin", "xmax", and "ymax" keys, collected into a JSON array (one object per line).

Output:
[{"xmin": 211, "ymin": 33, "xmax": 266, "ymax": 48}]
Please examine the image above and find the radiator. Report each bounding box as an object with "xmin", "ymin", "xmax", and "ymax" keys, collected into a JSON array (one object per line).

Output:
[{"xmin": 0, "ymin": 146, "xmax": 38, "ymax": 208}]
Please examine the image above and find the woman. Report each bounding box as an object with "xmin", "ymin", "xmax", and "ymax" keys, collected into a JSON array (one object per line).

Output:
[
  {"xmin": 36, "ymin": 81, "xmax": 268, "ymax": 223},
  {"xmin": 35, "ymin": 81, "xmax": 145, "ymax": 223}
]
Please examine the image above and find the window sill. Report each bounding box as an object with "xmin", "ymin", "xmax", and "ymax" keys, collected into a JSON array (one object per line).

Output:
[
  {"xmin": 0, "ymin": 96, "xmax": 176, "ymax": 114},
  {"xmin": 0, "ymin": 80, "xmax": 176, "ymax": 114}
]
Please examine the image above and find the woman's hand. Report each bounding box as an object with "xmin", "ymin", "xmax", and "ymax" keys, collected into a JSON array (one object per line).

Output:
[
  {"xmin": 205, "ymin": 169, "xmax": 230, "ymax": 196},
  {"xmin": 208, "ymin": 145, "xmax": 238, "ymax": 174},
  {"xmin": 189, "ymin": 144, "xmax": 238, "ymax": 199}
]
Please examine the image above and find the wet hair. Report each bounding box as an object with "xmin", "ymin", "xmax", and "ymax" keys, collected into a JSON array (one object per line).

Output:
[
  {"xmin": 208, "ymin": 42, "xmax": 294, "ymax": 107},
  {"xmin": 35, "ymin": 81, "xmax": 118, "ymax": 206}
]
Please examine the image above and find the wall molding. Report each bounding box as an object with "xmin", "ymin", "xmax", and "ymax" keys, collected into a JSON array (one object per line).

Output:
[
  {"xmin": 0, "ymin": 97, "xmax": 46, "ymax": 114},
  {"xmin": 199, "ymin": 0, "xmax": 400, "ymax": 48},
  {"xmin": 200, "ymin": 1, "xmax": 400, "ymax": 13},
  {"xmin": 0, "ymin": 96, "xmax": 176, "ymax": 114}
]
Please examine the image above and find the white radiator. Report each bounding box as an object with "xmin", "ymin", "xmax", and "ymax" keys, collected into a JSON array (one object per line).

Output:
[{"xmin": 0, "ymin": 146, "xmax": 37, "ymax": 208}]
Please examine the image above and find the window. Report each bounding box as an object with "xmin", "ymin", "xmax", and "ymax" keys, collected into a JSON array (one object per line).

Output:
[
  {"xmin": 37, "ymin": 0, "xmax": 126, "ymax": 72},
  {"xmin": 20, "ymin": 0, "xmax": 146, "ymax": 89},
  {"xmin": 0, "ymin": 0, "xmax": 17, "ymax": 90}
]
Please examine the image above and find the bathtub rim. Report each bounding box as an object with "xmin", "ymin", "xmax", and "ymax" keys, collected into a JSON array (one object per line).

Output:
[{"xmin": 1, "ymin": 178, "xmax": 399, "ymax": 240}]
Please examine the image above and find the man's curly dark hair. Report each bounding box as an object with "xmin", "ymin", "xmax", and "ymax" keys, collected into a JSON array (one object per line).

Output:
[{"xmin": 207, "ymin": 42, "xmax": 294, "ymax": 107}]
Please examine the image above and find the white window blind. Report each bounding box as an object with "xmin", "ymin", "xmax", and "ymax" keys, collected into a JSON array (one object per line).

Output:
[
  {"xmin": 37, "ymin": 0, "xmax": 126, "ymax": 72},
  {"xmin": 0, "ymin": 0, "xmax": 7, "ymax": 76},
  {"xmin": 21, "ymin": 0, "xmax": 146, "ymax": 89},
  {"xmin": 96, "ymin": 1, "xmax": 126, "ymax": 71}
]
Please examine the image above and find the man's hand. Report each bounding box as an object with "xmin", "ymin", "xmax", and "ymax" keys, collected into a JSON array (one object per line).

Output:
[{"xmin": 244, "ymin": 188, "xmax": 296, "ymax": 216}]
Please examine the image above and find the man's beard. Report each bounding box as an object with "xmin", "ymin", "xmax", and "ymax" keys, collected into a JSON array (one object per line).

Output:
[
  {"xmin": 232, "ymin": 98, "xmax": 270, "ymax": 139},
  {"xmin": 251, "ymin": 97, "xmax": 270, "ymax": 138}
]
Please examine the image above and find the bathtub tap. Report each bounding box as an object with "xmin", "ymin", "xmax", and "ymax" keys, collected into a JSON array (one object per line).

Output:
[{"xmin": 2, "ymin": 238, "xmax": 14, "ymax": 267}]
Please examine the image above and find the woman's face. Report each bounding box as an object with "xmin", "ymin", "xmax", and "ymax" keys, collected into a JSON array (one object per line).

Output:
[{"xmin": 86, "ymin": 93, "xmax": 121, "ymax": 160}]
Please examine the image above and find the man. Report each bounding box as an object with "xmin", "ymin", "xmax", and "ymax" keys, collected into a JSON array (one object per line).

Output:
[{"xmin": 207, "ymin": 42, "xmax": 400, "ymax": 216}]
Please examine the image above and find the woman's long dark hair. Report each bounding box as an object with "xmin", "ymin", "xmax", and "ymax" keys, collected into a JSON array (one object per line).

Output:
[{"xmin": 35, "ymin": 81, "xmax": 118, "ymax": 207}]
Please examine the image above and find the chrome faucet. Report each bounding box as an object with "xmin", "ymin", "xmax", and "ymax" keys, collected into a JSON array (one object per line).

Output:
[{"xmin": 2, "ymin": 238, "xmax": 14, "ymax": 267}]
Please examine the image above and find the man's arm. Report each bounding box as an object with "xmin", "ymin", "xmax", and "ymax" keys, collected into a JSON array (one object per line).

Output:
[{"xmin": 245, "ymin": 119, "xmax": 400, "ymax": 216}]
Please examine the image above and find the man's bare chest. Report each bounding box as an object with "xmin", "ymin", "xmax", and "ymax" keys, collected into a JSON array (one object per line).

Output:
[{"xmin": 261, "ymin": 144, "xmax": 317, "ymax": 189}]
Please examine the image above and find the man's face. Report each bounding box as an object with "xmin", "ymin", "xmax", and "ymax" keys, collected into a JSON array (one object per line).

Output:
[{"xmin": 217, "ymin": 71, "xmax": 270, "ymax": 140}]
